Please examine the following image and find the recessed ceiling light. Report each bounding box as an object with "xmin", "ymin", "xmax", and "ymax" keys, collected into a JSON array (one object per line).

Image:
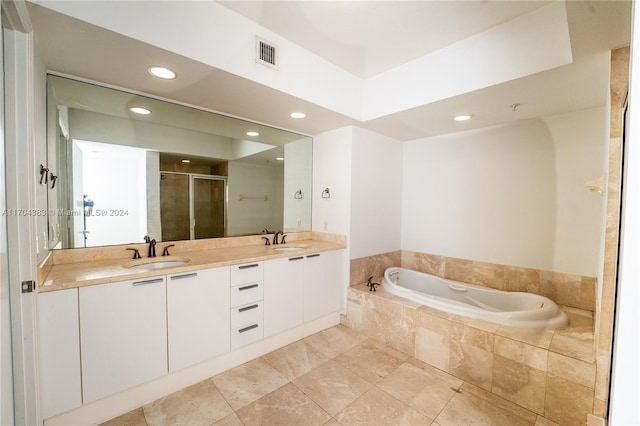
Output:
[
  {"xmin": 181, "ymin": 159, "xmax": 191, "ymax": 163},
  {"xmin": 246, "ymin": 131, "xmax": 260, "ymax": 137},
  {"xmin": 454, "ymin": 114, "xmax": 472, "ymax": 121},
  {"xmin": 276, "ymin": 157, "xmax": 284, "ymax": 161},
  {"xmin": 290, "ymin": 112, "xmax": 306, "ymax": 119},
  {"xmin": 148, "ymin": 66, "xmax": 177, "ymax": 79},
  {"xmin": 129, "ymin": 107, "xmax": 151, "ymax": 115}
]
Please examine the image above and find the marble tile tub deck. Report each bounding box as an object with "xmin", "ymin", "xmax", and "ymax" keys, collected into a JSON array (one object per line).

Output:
[
  {"xmin": 102, "ymin": 324, "xmax": 566, "ymax": 426},
  {"xmin": 342, "ymin": 283, "xmax": 597, "ymax": 426}
]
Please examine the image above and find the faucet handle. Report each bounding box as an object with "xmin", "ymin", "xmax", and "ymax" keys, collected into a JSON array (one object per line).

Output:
[
  {"xmin": 281, "ymin": 234, "xmax": 287, "ymax": 244},
  {"xmin": 162, "ymin": 244, "xmax": 175, "ymax": 256},
  {"xmin": 126, "ymin": 248, "xmax": 141, "ymax": 259},
  {"xmin": 262, "ymin": 237, "xmax": 271, "ymax": 246}
]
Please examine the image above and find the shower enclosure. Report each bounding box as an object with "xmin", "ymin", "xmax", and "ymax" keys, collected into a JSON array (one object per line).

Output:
[{"xmin": 160, "ymin": 172, "xmax": 226, "ymax": 241}]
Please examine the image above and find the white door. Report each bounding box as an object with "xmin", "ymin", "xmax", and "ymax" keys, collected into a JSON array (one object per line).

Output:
[
  {"xmin": 0, "ymin": 9, "xmax": 15, "ymax": 424},
  {"xmin": 2, "ymin": 18, "xmax": 41, "ymax": 426}
]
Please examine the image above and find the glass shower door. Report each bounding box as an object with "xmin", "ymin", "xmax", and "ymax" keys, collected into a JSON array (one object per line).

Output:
[
  {"xmin": 160, "ymin": 173, "xmax": 190, "ymax": 241},
  {"xmin": 192, "ymin": 177, "xmax": 225, "ymax": 239}
]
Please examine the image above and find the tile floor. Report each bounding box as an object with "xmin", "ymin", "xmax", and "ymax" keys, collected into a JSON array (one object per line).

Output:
[{"xmin": 102, "ymin": 325, "xmax": 555, "ymax": 426}]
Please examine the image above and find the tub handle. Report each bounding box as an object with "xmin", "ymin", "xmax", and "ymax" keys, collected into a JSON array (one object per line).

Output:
[{"xmin": 448, "ymin": 283, "xmax": 467, "ymax": 292}]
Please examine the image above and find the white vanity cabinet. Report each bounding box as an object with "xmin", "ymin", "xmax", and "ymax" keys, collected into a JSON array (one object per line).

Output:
[
  {"xmin": 167, "ymin": 267, "xmax": 230, "ymax": 372},
  {"xmin": 263, "ymin": 255, "xmax": 305, "ymax": 338},
  {"xmin": 230, "ymin": 262, "xmax": 264, "ymax": 349},
  {"xmin": 79, "ymin": 276, "xmax": 168, "ymax": 404},
  {"xmin": 38, "ymin": 288, "xmax": 82, "ymax": 419},
  {"xmin": 303, "ymin": 250, "xmax": 341, "ymax": 322}
]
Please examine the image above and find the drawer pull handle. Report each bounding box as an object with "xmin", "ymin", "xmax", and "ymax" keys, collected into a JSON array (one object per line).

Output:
[
  {"xmin": 238, "ymin": 324, "xmax": 259, "ymax": 333},
  {"xmin": 289, "ymin": 256, "xmax": 304, "ymax": 261},
  {"xmin": 238, "ymin": 304, "xmax": 259, "ymax": 313},
  {"xmin": 306, "ymin": 254, "xmax": 320, "ymax": 258},
  {"xmin": 170, "ymin": 273, "xmax": 197, "ymax": 280},
  {"xmin": 238, "ymin": 264, "xmax": 259, "ymax": 270},
  {"xmin": 132, "ymin": 278, "xmax": 164, "ymax": 286},
  {"xmin": 238, "ymin": 283, "xmax": 259, "ymax": 291}
]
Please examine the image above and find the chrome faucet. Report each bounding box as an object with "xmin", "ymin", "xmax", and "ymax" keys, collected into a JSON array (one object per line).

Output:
[{"xmin": 273, "ymin": 231, "xmax": 283, "ymax": 245}]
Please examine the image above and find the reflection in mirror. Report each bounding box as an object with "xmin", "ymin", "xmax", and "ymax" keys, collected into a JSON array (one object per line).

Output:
[{"xmin": 46, "ymin": 75, "xmax": 313, "ymax": 249}]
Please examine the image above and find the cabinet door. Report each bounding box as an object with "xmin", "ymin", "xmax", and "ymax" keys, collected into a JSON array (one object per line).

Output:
[
  {"xmin": 304, "ymin": 251, "xmax": 339, "ymax": 322},
  {"xmin": 263, "ymin": 256, "xmax": 304, "ymax": 338},
  {"xmin": 79, "ymin": 277, "xmax": 167, "ymax": 403},
  {"xmin": 38, "ymin": 289, "xmax": 82, "ymax": 419},
  {"xmin": 167, "ymin": 267, "xmax": 230, "ymax": 372}
]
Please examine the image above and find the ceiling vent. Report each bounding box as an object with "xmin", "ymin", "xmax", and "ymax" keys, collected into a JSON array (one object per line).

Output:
[{"xmin": 256, "ymin": 36, "xmax": 278, "ymax": 70}]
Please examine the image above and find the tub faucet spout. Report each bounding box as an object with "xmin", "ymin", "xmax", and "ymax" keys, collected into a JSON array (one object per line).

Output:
[{"xmin": 367, "ymin": 276, "xmax": 379, "ymax": 292}]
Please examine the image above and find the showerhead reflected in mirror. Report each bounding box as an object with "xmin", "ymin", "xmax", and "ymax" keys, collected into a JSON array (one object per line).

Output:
[{"xmin": 46, "ymin": 75, "xmax": 313, "ymax": 249}]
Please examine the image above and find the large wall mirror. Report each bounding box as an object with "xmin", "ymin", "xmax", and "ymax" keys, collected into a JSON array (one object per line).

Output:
[{"xmin": 47, "ymin": 75, "xmax": 313, "ymax": 249}]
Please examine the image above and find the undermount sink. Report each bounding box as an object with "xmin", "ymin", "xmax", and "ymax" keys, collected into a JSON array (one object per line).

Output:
[
  {"xmin": 272, "ymin": 246, "xmax": 305, "ymax": 252},
  {"xmin": 126, "ymin": 258, "xmax": 190, "ymax": 270}
]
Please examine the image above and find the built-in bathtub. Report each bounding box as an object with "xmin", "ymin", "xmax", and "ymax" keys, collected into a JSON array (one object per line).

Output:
[{"xmin": 382, "ymin": 267, "xmax": 568, "ymax": 330}]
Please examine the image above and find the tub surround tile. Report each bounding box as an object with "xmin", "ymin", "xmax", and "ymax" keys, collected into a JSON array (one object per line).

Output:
[
  {"xmin": 549, "ymin": 328, "xmax": 595, "ymax": 363},
  {"xmin": 544, "ymin": 375, "xmax": 594, "ymax": 426},
  {"xmin": 212, "ymin": 358, "xmax": 289, "ymax": 411},
  {"xmin": 491, "ymin": 354, "xmax": 546, "ymax": 415},
  {"xmin": 493, "ymin": 336, "xmax": 548, "ymax": 371},
  {"xmin": 349, "ymin": 251, "xmax": 400, "ymax": 287},
  {"xmin": 235, "ymin": 383, "xmax": 331, "ymax": 426},
  {"xmin": 396, "ymin": 251, "xmax": 597, "ymax": 312},
  {"xmin": 449, "ymin": 339, "xmax": 493, "ymax": 391},
  {"xmin": 400, "ymin": 251, "xmax": 446, "ymax": 277},
  {"xmin": 415, "ymin": 326, "xmax": 451, "ymax": 372},
  {"xmin": 346, "ymin": 285, "xmax": 598, "ymax": 423},
  {"xmin": 495, "ymin": 326, "xmax": 554, "ymax": 350},
  {"xmin": 143, "ymin": 379, "xmax": 232, "ymax": 426},
  {"xmin": 451, "ymin": 323, "xmax": 495, "ymax": 352},
  {"xmin": 292, "ymin": 360, "xmax": 372, "ymax": 416},
  {"xmin": 335, "ymin": 387, "xmax": 432, "ymax": 425},
  {"xmin": 547, "ymin": 352, "xmax": 596, "ymax": 389}
]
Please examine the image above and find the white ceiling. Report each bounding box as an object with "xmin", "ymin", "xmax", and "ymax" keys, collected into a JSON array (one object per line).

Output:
[{"xmin": 28, "ymin": 1, "xmax": 632, "ymax": 141}]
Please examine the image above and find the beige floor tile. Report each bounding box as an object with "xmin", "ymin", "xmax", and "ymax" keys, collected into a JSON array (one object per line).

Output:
[
  {"xmin": 535, "ymin": 415, "xmax": 563, "ymax": 426},
  {"xmin": 304, "ymin": 324, "xmax": 368, "ymax": 358},
  {"xmin": 100, "ymin": 408, "xmax": 147, "ymax": 426},
  {"xmin": 262, "ymin": 339, "xmax": 331, "ymax": 380},
  {"xmin": 142, "ymin": 379, "xmax": 232, "ymax": 426},
  {"xmin": 334, "ymin": 338, "xmax": 409, "ymax": 384},
  {"xmin": 236, "ymin": 382, "xmax": 331, "ymax": 426},
  {"xmin": 212, "ymin": 358, "xmax": 289, "ymax": 411},
  {"xmin": 293, "ymin": 359, "xmax": 373, "ymax": 416},
  {"xmin": 335, "ymin": 387, "xmax": 431, "ymax": 425},
  {"xmin": 435, "ymin": 390, "xmax": 535, "ymax": 426},
  {"xmin": 377, "ymin": 360, "xmax": 459, "ymax": 419},
  {"xmin": 459, "ymin": 383, "xmax": 538, "ymax": 424},
  {"xmin": 212, "ymin": 412, "xmax": 244, "ymax": 425}
]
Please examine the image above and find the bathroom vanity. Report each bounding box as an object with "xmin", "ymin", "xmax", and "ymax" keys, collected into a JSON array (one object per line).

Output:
[{"xmin": 37, "ymin": 235, "xmax": 345, "ymax": 423}]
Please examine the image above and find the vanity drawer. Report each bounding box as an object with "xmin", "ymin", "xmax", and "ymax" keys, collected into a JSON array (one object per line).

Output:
[
  {"xmin": 231, "ymin": 301, "xmax": 263, "ymax": 329},
  {"xmin": 230, "ymin": 262, "xmax": 263, "ymax": 286},
  {"xmin": 230, "ymin": 280, "xmax": 263, "ymax": 307},
  {"xmin": 231, "ymin": 321, "xmax": 263, "ymax": 350}
]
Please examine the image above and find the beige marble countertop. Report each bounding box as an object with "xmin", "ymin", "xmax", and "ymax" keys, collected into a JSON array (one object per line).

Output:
[{"xmin": 39, "ymin": 239, "xmax": 345, "ymax": 293}]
